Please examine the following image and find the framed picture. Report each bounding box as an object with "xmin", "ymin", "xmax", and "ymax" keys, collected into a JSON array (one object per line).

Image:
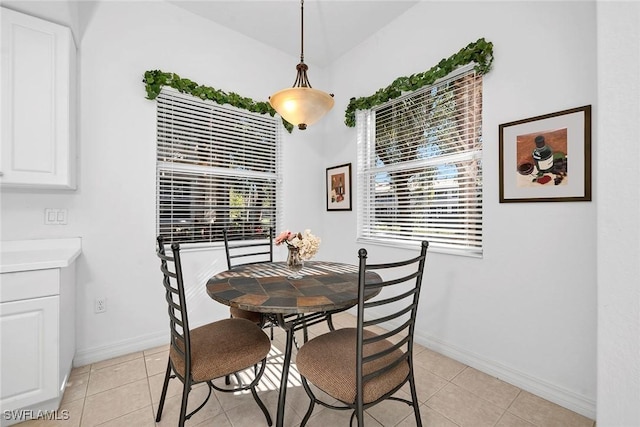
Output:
[
  {"xmin": 499, "ymin": 105, "xmax": 592, "ymax": 203},
  {"xmin": 326, "ymin": 163, "xmax": 352, "ymax": 211}
]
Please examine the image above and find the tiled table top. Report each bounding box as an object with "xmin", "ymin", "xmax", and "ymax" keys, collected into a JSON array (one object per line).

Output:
[{"xmin": 206, "ymin": 261, "xmax": 381, "ymax": 314}]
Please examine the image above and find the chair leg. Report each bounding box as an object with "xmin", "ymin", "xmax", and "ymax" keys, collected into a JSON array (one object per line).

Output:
[
  {"xmin": 185, "ymin": 381, "xmax": 213, "ymax": 422},
  {"xmin": 299, "ymin": 314, "xmax": 309, "ymax": 343},
  {"xmin": 249, "ymin": 359, "xmax": 272, "ymax": 426},
  {"xmin": 210, "ymin": 361, "xmax": 271, "ymax": 425},
  {"xmin": 408, "ymin": 371, "xmax": 423, "ymax": 427},
  {"xmin": 250, "ymin": 383, "xmax": 272, "ymax": 426},
  {"xmin": 299, "ymin": 377, "xmax": 316, "ymax": 427},
  {"xmin": 259, "ymin": 314, "xmax": 274, "ymax": 341},
  {"xmin": 349, "ymin": 411, "xmax": 358, "ymax": 427},
  {"xmin": 356, "ymin": 400, "xmax": 364, "ymax": 427},
  {"xmin": 155, "ymin": 360, "xmax": 172, "ymax": 422},
  {"xmin": 178, "ymin": 377, "xmax": 191, "ymax": 427},
  {"xmin": 327, "ymin": 314, "xmax": 336, "ymax": 331}
]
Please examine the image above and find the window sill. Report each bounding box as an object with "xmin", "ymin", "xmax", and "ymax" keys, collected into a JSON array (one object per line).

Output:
[{"xmin": 356, "ymin": 238, "xmax": 482, "ymax": 259}]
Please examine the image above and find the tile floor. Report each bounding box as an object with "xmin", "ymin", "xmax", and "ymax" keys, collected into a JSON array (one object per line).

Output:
[{"xmin": 17, "ymin": 313, "xmax": 595, "ymax": 427}]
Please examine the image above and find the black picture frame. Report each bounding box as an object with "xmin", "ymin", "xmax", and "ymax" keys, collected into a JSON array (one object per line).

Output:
[
  {"xmin": 499, "ymin": 105, "xmax": 592, "ymax": 203},
  {"xmin": 326, "ymin": 163, "xmax": 352, "ymax": 211}
]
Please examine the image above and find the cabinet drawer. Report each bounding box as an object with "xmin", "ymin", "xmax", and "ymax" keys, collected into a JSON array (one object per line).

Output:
[{"xmin": 0, "ymin": 269, "xmax": 59, "ymax": 303}]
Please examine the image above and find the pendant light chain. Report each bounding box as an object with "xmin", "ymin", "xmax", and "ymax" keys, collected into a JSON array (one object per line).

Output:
[
  {"xmin": 300, "ymin": 0, "xmax": 305, "ymax": 63},
  {"xmin": 268, "ymin": 0, "xmax": 334, "ymax": 130},
  {"xmin": 293, "ymin": 0, "xmax": 311, "ymax": 89}
]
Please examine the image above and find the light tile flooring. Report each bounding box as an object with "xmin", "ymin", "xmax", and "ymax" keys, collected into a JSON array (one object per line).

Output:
[{"xmin": 17, "ymin": 313, "xmax": 595, "ymax": 427}]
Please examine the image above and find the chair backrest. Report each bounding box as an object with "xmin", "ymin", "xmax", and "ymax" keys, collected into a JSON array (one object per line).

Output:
[
  {"xmin": 156, "ymin": 236, "xmax": 192, "ymax": 382},
  {"xmin": 223, "ymin": 227, "xmax": 273, "ymax": 269},
  {"xmin": 355, "ymin": 241, "xmax": 429, "ymax": 406}
]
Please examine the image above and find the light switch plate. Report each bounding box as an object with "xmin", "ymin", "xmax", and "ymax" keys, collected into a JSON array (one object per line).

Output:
[{"xmin": 44, "ymin": 208, "xmax": 68, "ymax": 225}]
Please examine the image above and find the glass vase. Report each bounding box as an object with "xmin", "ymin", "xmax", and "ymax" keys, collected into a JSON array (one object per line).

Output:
[{"xmin": 286, "ymin": 246, "xmax": 304, "ymax": 279}]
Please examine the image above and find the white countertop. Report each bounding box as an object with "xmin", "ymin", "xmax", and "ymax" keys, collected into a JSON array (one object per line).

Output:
[{"xmin": 0, "ymin": 238, "xmax": 82, "ymax": 273}]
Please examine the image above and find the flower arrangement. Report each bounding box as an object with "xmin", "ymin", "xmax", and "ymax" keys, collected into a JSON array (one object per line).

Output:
[{"xmin": 275, "ymin": 229, "xmax": 321, "ymax": 260}]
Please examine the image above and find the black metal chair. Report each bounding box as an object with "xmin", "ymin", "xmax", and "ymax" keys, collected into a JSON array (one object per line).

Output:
[
  {"xmin": 223, "ymin": 227, "xmax": 275, "ymax": 337},
  {"xmin": 155, "ymin": 236, "xmax": 272, "ymax": 427},
  {"xmin": 296, "ymin": 241, "xmax": 429, "ymax": 427}
]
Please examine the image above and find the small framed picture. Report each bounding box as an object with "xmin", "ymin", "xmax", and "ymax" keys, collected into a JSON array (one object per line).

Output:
[
  {"xmin": 499, "ymin": 105, "xmax": 592, "ymax": 203},
  {"xmin": 326, "ymin": 163, "xmax": 352, "ymax": 211}
]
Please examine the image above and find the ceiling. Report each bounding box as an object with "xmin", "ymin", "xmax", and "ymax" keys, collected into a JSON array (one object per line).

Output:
[{"xmin": 167, "ymin": 1, "xmax": 419, "ymax": 67}]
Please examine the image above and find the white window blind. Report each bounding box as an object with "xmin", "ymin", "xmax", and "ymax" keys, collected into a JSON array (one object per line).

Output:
[
  {"xmin": 156, "ymin": 88, "xmax": 282, "ymax": 245},
  {"xmin": 357, "ymin": 68, "xmax": 483, "ymax": 256}
]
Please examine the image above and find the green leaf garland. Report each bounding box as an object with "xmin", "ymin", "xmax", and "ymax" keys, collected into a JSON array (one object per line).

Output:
[
  {"xmin": 142, "ymin": 70, "xmax": 294, "ymax": 133},
  {"xmin": 143, "ymin": 38, "xmax": 492, "ymax": 133},
  {"xmin": 344, "ymin": 38, "xmax": 494, "ymax": 127}
]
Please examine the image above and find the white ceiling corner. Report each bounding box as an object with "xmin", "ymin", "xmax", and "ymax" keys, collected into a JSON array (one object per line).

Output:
[{"xmin": 167, "ymin": 0, "xmax": 420, "ymax": 67}]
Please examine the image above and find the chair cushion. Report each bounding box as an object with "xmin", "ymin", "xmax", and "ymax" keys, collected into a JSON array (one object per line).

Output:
[
  {"xmin": 230, "ymin": 307, "xmax": 263, "ymax": 325},
  {"xmin": 170, "ymin": 318, "xmax": 270, "ymax": 382},
  {"xmin": 296, "ymin": 328, "xmax": 409, "ymax": 404}
]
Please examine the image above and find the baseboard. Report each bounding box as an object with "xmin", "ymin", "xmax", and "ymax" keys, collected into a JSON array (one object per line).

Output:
[
  {"xmin": 73, "ymin": 318, "xmax": 597, "ymax": 420},
  {"xmin": 414, "ymin": 330, "xmax": 596, "ymax": 420},
  {"xmin": 73, "ymin": 330, "xmax": 169, "ymax": 367}
]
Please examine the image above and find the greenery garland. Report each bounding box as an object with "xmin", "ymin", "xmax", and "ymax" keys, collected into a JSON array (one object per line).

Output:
[
  {"xmin": 143, "ymin": 38, "xmax": 492, "ymax": 133},
  {"xmin": 344, "ymin": 38, "xmax": 494, "ymax": 128},
  {"xmin": 142, "ymin": 70, "xmax": 294, "ymax": 133}
]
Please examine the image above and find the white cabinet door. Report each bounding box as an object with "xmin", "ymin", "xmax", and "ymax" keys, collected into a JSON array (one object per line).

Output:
[
  {"xmin": 0, "ymin": 8, "xmax": 76, "ymax": 189},
  {"xmin": 0, "ymin": 296, "xmax": 59, "ymax": 410}
]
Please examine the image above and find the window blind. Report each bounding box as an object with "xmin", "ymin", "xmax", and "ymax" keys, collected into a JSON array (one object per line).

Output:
[
  {"xmin": 157, "ymin": 88, "xmax": 282, "ymax": 245},
  {"xmin": 357, "ymin": 68, "xmax": 483, "ymax": 256}
]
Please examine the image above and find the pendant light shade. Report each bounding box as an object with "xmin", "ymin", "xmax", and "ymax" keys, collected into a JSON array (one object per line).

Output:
[
  {"xmin": 270, "ymin": 87, "xmax": 334, "ymax": 130},
  {"xmin": 269, "ymin": 0, "xmax": 334, "ymax": 130}
]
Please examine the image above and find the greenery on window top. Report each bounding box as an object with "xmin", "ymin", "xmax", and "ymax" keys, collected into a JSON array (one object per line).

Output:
[
  {"xmin": 143, "ymin": 70, "xmax": 294, "ymax": 133},
  {"xmin": 143, "ymin": 38, "xmax": 492, "ymax": 134},
  {"xmin": 344, "ymin": 38, "xmax": 493, "ymax": 128}
]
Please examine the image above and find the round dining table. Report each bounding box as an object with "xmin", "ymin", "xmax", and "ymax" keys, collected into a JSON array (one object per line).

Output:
[{"xmin": 206, "ymin": 261, "xmax": 382, "ymax": 427}]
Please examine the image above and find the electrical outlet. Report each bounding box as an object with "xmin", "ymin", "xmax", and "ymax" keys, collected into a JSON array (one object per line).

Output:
[{"xmin": 95, "ymin": 297, "xmax": 107, "ymax": 314}]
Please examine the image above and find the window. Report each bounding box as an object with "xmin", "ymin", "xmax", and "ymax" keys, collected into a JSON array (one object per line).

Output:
[
  {"xmin": 357, "ymin": 67, "xmax": 483, "ymax": 256},
  {"xmin": 156, "ymin": 88, "xmax": 282, "ymax": 245}
]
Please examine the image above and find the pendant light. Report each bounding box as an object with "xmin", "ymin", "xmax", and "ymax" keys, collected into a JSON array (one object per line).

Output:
[{"xmin": 269, "ymin": 0, "xmax": 334, "ymax": 130}]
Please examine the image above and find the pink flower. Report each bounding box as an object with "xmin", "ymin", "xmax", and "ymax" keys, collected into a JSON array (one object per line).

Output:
[
  {"xmin": 275, "ymin": 230, "xmax": 293, "ymax": 245},
  {"xmin": 275, "ymin": 229, "xmax": 321, "ymax": 260}
]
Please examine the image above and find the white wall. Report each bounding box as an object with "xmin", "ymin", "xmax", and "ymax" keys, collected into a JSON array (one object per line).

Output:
[
  {"xmin": 0, "ymin": 0, "xmax": 327, "ymax": 362},
  {"xmin": 6, "ymin": 1, "xmax": 640, "ymax": 424},
  {"xmin": 324, "ymin": 1, "xmax": 597, "ymax": 418},
  {"xmin": 596, "ymin": 2, "xmax": 640, "ymax": 426}
]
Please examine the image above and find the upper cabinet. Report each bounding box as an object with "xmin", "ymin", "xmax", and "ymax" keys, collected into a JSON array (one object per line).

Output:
[{"xmin": 0, "ymin": 8, "xmax": 77, "ymax": 189}]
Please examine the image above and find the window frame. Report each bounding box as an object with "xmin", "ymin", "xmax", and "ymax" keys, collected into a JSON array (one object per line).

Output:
[
  {"xmin": 155, "ymin": 87, "xmax": 283, "ymax": 247},
  {"xmin": 356, "ymin": 66, "xmax": 483, "ymax": 257}
]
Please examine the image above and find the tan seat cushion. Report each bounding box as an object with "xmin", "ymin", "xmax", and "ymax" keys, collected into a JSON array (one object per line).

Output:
[
  {"xmin": 296, "ymin": 328, "xmax": 409, "ymax": 404},
  {"xmin": 230, "ymin": 307, "xmax": 263, "ymax": 325},
  {"xmin": 170, "ymin": 318, "xmax": 270, "ymax": 382}
]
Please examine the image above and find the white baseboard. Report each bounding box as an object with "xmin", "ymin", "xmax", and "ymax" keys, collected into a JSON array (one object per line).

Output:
[
  {"xmin": 73, "ymin": 318, "xmax": 597, "ymax": 421},
  {"xmin": 73, "ymin": 330, "xmax": 169, "ymax": 367},
  {"xmin": 414, "ymin": 330, "xmax": 596, "ymax": 420}
]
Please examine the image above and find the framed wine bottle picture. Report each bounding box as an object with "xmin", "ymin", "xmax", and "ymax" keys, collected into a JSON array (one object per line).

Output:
[{"xmin": 498, "ymin": 105, "xmax": 592, "ymax": 203}]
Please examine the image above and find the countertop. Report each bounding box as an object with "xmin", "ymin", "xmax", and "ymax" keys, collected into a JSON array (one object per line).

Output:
[{"xmin": 0, "ymin": 238, "xmax": 82, "ymax": 273}]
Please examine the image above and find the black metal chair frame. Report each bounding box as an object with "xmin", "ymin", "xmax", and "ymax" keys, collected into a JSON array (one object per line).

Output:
[
  {"xmin": 299, "ymin": 241, "xmax": 429, "ymax": 427},
  {"xmin": 155, "ymin": 236, "xmax": 272, "ymax": 427},
  {"xmin": 223, "ymin": 227, "xmax": 274, "ymax": 269},
  {"xmin": 223, "ymin": 227, "xmax": 277, "ymax": 337}
]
